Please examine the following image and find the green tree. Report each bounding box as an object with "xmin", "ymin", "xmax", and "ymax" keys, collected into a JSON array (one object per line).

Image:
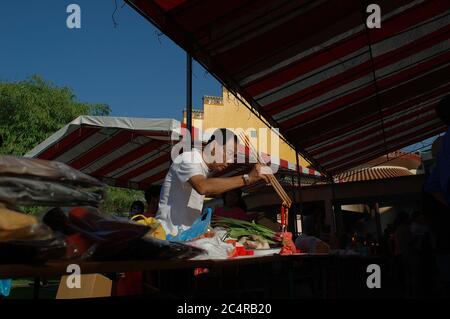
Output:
[
  {"xmin": 0, "ymin": 76, "xmax": 142, "ymax": 216},
  {"xmin": 0, "ymin": 75, "xmax": 110, "ymax": 155},
  {"xmin": 100, "ymin": 187, "xmax": 145, "ymax": 217}
]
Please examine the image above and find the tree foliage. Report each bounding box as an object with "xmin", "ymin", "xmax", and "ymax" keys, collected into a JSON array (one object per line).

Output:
[
  {"xmin": 0, "ymin": 75, "xmax": 110, "ymax": 155},
  {"xmin": 100, "ymin": 187, "xmax": 145, "ymax": 217},
  {"xmin": 0, "ymin": 76, "xmax": 144, "ymax": 216}
]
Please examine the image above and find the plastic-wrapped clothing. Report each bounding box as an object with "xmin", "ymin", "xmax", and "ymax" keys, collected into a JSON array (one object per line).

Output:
[
  {"xmin": 0, "ymin": 155, "xmax": 105, "ymax": 207},
  {"xmin": 42, "ymin": 206, "xmax": 205, "ymax": 261}
]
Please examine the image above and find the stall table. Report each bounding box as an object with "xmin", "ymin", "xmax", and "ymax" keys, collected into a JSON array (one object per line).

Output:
[{"xmin": 0, "ymin": 254, "xmax": 386, "ymax": 299}]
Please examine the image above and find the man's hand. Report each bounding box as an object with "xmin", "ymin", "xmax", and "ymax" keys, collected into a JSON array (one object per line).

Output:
[
  {"xmin": 188, "ymin": 164, "xmax": 273, "ymax": 197},
  {"xmin": 249, "ymin": 164, "xmax": 272, "ymax": 184}
]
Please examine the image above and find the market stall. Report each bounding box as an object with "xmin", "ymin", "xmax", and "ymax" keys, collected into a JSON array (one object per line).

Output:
[
  {"xmin": 0, "ymin": 117, "xmax": 325, "ymax": 299},
  {"xmin": 1, "ymin": 153, "xmax": 385, "ymax": 299},
  {"xmin": 3, "ymin": 0, "xmax": 448, "ymax": 300}
]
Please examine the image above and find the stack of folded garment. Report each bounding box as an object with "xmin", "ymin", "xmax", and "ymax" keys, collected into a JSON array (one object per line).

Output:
[
  {"xmin": 0, "ymin": 155, "xmax": 106, "ymax": 264},
  {"xmin": 0, "ymin": 202, "xmax": 66, "ymax": 263},
  {"xmin": 0, "ymin": 156, "xmax": 204, "ymax": 264},
  {"xmin": 0, "ymin": 155, "xmax": 106, "ymax": 207}
]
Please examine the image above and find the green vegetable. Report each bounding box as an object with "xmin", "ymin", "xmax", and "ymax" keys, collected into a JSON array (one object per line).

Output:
[{"xmin": 212, "ymin": 217, "xmax": 280, "ymax": 244}]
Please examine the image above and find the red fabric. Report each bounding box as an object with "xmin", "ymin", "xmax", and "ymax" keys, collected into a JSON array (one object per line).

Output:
[
  {"xmin": 91, "ymin": 140, "xmax": 164, "ymax": 176},
  {"xmin": 70, "ymin": 130, "xmax": 134, "ymax": 170},
  {"xmin": 279, "ymin": 232, "xmax": 297, "ymax": 255},
  {"xmin": 194, "ymin": 268, "xmax": 210, "ymax": 276},
  {"xmin": 143, "ymin": 211, "xmax": 156, "ymax": 218},
  {"xmin": 39, "ymin": 127, "xmax": 99, "ymax": 160},
  {"xmin": 154, "ymin": 0, "xmax": 186, "ymax": 11},
  {"xmin": 113, "ymin": 272, "xmax": 143, "ymax": 296}
]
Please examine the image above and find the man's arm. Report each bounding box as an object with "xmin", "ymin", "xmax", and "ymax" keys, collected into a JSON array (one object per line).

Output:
[
  {"xmin": 189, "ymin": 175, "xmax": 246, "ymax": 197},
  {"xmin": 189, "ymin": 164, "xmax": 271, "ymax": 197}
]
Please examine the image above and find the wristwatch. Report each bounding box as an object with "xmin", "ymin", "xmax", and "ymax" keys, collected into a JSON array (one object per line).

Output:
[{"xmin": 242, "ymin": 174, "xmax": 250, "ymax": 185}]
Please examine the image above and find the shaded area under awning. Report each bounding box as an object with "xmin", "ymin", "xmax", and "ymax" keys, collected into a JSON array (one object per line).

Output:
[{"xmin": 125, "ymin": 0, "xmax": 450, "ymax": 175}]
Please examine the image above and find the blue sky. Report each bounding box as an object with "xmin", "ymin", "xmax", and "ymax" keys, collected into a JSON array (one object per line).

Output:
[{"xmin": 0, "ymin": 0, "xmax": 221, "ymax": 120}]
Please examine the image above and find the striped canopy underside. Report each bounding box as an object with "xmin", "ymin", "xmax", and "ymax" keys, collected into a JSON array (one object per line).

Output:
[
  {"xmin": 33, "ymin": 123, "xmax": 175, "ymax": 190},
  {"xmin": 126, "ymin": 0, "xmax": 450, "ymax": 175},
  {"xmin": 30, "ymin": 118, "xmax": 320, "ymax": 190}
]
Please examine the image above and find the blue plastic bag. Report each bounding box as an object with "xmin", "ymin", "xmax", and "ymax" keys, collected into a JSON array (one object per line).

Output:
[
  {"xmin": 0, "ymin": 279, "xmax": 12, "ymax": 297},
  {"xmin": 167, "ymin": 208, "xmax": 212, "ymax": 241}
]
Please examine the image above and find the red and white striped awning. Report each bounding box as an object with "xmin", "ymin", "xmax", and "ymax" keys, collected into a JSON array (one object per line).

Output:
[
  {"xmin": 26, "ymin": 116, "xmax": 320, "ymax": 189},
  {"xmin": 126, "ymin": 0, "xmax": 450, "ymax": 175},
  {"xmin": 26, "ymin": 116, "xmax": 180, "ymax": 189}
]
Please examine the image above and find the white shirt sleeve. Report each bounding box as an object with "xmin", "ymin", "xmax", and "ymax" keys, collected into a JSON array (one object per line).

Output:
[{"xmin": 175, "ymin": 151, "xmax": 206, "ymax": 183}]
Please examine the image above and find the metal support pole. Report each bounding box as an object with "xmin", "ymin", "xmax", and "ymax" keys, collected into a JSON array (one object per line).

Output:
[
  {"xmin": 33, "ymin": 277, "xmax": 40, "ymax": 299},
  {"xmin": 186, "ymin": 53, "xmax": 193, "ymax": 145},
  {"xmin": 374, "ymin": 202, "xmax": 382, "ymax": 245},
  {"xmin": 290, "ymin": 172, "xmax": 298, "ymax": 235},
  {"xmin": 295, "ymin": 148, "xmax": 302, "ymax": 234},
  {"xmin": 330, "ymin": 179, "xmax": 340, "ymax": 237}
]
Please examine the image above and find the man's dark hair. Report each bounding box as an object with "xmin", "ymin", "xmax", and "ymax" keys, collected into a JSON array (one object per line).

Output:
[
  {"xmin": 435, "ymin": 95, "xmax": 450, "ymax": 125},
  {"xmin": 144, "ymin": 185, "xmax": 162, "ymax": 204},
  {"xmin": 205, "ymin": 128, "xmax": 237, "ymax": 146}
]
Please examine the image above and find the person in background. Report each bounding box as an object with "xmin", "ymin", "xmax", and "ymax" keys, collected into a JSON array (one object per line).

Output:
[
  {"xmin": 129, "ymin": 200, "xmax": 145, "ymax": 219},
  {"xmin": 382, "ymin": 224, "xmax": 396, "ymax": 256},
  {"xmin": 423, "ymin": 95, "xmax": 450, "ymax": 297},
  {"xmin": 144, "ymin": 185, "xmax": 162, "ymax": 217},
  {"xmin": 214, "ymin": 188, "xmax": 249, "ymax": 221},
  {"xmin": 425, "ymin": 95, "xmax": 450, "ymax": 207},
  {"xmin": 393, "ymin": 211, "xmax": 414, "ymax": 297},
  {"xmin": 409, "ymin": 211, "xmax": 433, "ymax": 297}
]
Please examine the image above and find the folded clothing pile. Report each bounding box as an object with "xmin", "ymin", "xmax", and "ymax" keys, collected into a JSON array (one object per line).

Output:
[
  {"xmin": 0, "ymin": 203, "xmax": 67, "ymax": 264},
  {"xmin": 42, "ymin": 206, "xmax": 204, "ymax": 261},
  {"xmin": 0, "ymin": 156, "xmax": 204, "ymax": 264},
  {"xmin": 0, "ymin": 155, "xmax": 107, "ymax": 264},
  {"xmin": 0, "ymin": 203, "xmax": 38, "ymax": 241},
  {"xmin": 0, "ymin": 155, "xmax": 105, "ymax": 207}
]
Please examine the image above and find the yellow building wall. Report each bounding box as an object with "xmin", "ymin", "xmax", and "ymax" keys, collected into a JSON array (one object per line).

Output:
[
  {"xmin": 184, "ymin": 87, "xmax": 309, "ymax": 167},
  {"xmin": 182, "ymin": 110, "xmax": 204, "ymax": 131}
]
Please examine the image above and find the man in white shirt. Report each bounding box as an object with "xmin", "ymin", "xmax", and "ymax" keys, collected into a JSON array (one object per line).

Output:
[{"xmin": 156, "ymin": 128, "xmax": 270, "ymax": 236}]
